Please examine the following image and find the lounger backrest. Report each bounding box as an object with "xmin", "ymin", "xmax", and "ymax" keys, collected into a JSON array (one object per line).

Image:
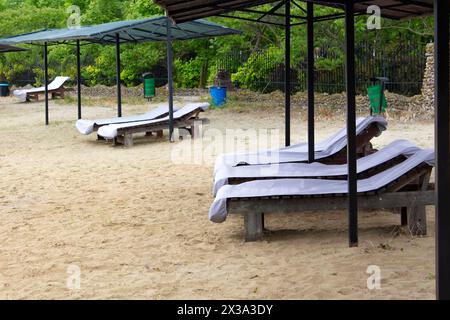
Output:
[
  {"xmin": 96, "ymin": 104, "xmax": 176, "ymax": 125},
  {"xmin": 173, "ymin": 102, "xmax": 210, "ymax": 119},
  {"xmin": 280, "ymin": 118, "xmax": 367, "ymax": 152},
  {"xmin": 47, "ymin": 76, "xmax": 70, "ymax": 90},
  {"xmin": 355, "ymin": 139, "xmax": 420, "ymax": 172},
  {"xmin": 315, "ymin": 117, "xmax": 366, "ymax": 150},
  {"xmin": 314, "ymin": 116, "xmax": 387, "ymax": 152},
  {"xmin": 360, "ymin": 149, "xmax": 435, "ymax": 193},
  {"xmin": 144, "ymin": 104, "xmax": 175, "ymax": 118},
  {"xmin": 281, "ymin": 116, "xmax": 387, "ymax": 154}
]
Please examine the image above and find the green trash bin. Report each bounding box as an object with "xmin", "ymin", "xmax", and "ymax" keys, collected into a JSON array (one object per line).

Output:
[
  {"xmin": 143, "ymin": 73, "xmax": 155, "ymax": 100},
  {"xmin": 368, "ymin": 84, "xmax": 388, "ymax": 114}
]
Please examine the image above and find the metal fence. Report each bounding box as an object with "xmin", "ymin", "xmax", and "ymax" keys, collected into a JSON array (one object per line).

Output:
[{"xmin": 216, "ymin": 39, "xmax": 427, "ymax": 96}]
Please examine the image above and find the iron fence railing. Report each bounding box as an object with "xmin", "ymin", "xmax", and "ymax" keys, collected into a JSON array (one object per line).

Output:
[{"xmin": 216, "ymin": 39, "xmax": 427, "ymax": 96}]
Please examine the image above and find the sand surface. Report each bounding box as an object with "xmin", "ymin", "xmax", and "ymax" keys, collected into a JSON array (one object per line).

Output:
[{"xmin": 0, "ymin": 96, "xmax": 436, "ymax": 299}]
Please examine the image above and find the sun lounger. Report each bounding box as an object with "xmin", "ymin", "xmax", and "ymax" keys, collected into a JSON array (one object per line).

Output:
[
  {"xmin": 209, "ymin": 148, "xmax": 435, "ymax": 241},
  {"xmin": 214, "ymin": 116, "xmax": 388, "ymax": 173},
  {"xmin": 97, "ymin": 102, "xmax": 210, "ymax": 146},
  {"xmin": 213, "ymin": 139, "xmax": 422, "ymax": 196},
  {"xmin": 13, "ymin": 76, "xmax": 70, "ymax": 102},
  {"xmin": 76, "ymin": 104, "xmax": 178, "ymax": 135}
]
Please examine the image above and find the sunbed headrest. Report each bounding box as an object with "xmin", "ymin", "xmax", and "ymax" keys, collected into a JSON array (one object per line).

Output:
[
  {"xmin": 147, "ymin": 104, "xmax": 180, "ymax": 115},
  {"xmin": 48, "ymin": 76, "xmax": 70, "ymax": 90},
  {"xmin": 185, "ymin": 102, "xmax": 210, "ymax": 111},
  {"xmin": 174, "ymin": 102, "xmax": 210, "ymax": 118}
]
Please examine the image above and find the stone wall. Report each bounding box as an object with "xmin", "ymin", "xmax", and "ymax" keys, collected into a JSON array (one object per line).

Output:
[{"xmin": 422, "ymin": 42, "xmax": 450, "ymax": 109}]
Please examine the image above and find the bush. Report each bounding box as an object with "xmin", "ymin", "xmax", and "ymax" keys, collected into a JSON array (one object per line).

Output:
[
  {"xmin": 174, "ymin": 57, "xmax": 204, "ymax": 88},
  {"xmin": 231, "ymin": 46, "xmax": 284, "ymax": 92}
]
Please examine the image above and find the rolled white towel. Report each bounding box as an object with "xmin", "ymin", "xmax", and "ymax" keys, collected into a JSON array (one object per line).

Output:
[{"xmin": 13, "ymin": 89, "xmax": 27, "ymax": 102}]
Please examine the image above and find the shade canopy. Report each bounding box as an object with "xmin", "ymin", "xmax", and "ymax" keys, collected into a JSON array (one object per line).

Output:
[
  {"xmin": 0, "ymin": 44, "xmax": 27, "ymax": 53},
  {"xmin": 0, "ymin": 16, "xmax": 241, "ymax": 45},
  {"xmin": 155, "ymin": 0, "xmax": 438, "ymax": 23}
]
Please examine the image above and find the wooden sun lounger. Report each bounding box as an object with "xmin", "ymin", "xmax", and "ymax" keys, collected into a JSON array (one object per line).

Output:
[
  {"xmin": 113, "ymin": 107, "xmax": 206, "ymax": 147},
  {"xmin": 94, "ymin": 112, "xmax": 172, "ymax": 142},
  {"xmin": 26, "ymin": 87, "xmax": 67, "ymax": 102},
  {"xmin": 93, "ymin": 111, "xmax": 172, "ymax": 134},
  {"xmin": 16, "ymin": 77, "xmax": 72, "ymax": 102},
  {"xmin": 227, "ymin": 163, "xmax": 434, "ymax": 242}
]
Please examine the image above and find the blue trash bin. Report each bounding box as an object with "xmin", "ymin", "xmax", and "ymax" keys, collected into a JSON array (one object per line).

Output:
[
  {"xmin": 0, "ymin": 82, "xmax": 10, "ymax": 97},
  {"xmin": 210, "ymin": 86, "xmax": 227, "ymax": 107}
]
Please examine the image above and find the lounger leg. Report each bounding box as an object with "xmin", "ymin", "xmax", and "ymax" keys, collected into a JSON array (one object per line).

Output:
[
  {"xmin": 145, "ymin": 132, "xmax": 153, "ymax": 137},
  {"xmin": 192, "ymin": 120, "xmax": 203, "ymax": 140},
  {"xmin": 123, "ymin": 133, "xmax": 134, "ymax": 148},
  {"xmin": 244, "ymin": 213, "xmax": 264, "ymax": 242},
  {"xmin": 156, "ymin": 130, "xmax": 163, "ymax": 138},
  {"xmin": 407, "ymin": 172, "xmax": 431, "ymax": 236},
  {"xmin": 261, "ymin": 213, "xmax": 264, "ymax": 229},
  {"xmin": 97, "ymin": 134, "xmax": 106, "ymax": 141},
  {"xmin": 172, "ymin": 128, "xmax": 180, "ymax": 142},
  {"xmin": 401, "ymin": 207, "xmax": 408, "ymax": 226},
  {"xmin": 408, "ymin": 206, "xmax": 427, "ymax": 236}
]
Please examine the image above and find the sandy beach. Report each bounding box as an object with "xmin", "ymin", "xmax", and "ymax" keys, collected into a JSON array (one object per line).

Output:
[{"xmin": 0, "ymin": 96, "xmax": 436, "ymax": 300}]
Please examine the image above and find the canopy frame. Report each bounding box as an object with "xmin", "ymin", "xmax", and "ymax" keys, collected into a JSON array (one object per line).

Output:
[
  {"xmin": 0, "ymin": 44, "xmax": 28, "ymax": 53},
  {"xmin": 434, "ymin": 0, "xmax": 449, "ymax": 300},
  {"xmin": 155, "ymin": 0, "xmax": 435, "ymax": 22},
  {"xmin": 0, "ymin": 17, "xmax": 241, "ymax": 138},
  {"xmin": 155, "ymin": 0, "xmax": 450, "ymax": 300}
]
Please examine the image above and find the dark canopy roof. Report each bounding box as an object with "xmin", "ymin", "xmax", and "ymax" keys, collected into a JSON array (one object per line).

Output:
[
  {"xmin": 0, "ymin": 16, "xmax": 241, "ymax": 45},
  {"xmin": 0, "ymin": 44, "xmax": 27, "ymax": 53},
  {"xmin": 155, "ymin": 0, "xmax": 437, "ymax": 23}
]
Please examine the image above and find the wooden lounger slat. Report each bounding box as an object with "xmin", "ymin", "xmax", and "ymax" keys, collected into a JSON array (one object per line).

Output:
[
  {"xmin": 230, "ymin": 190, "xmax": 434, "ymax": 214},
  {"xmin": 227, "ymin": 155, "xmax": 408, "ymax": 187},
  {"xmin": 227, "ymin": 165, "xmax": 433, "ymax": 241}
]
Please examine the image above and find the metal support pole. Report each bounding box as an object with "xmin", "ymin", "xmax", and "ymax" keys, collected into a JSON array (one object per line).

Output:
[
  {"xmin": 284, "ymin": 0, "xmax": 291, "ymax": 147},
  {"xmin": 115, "ymin": 33, "xmax": 122, "ymax": 118},
  {"xmin": 76, "ymin": 40, "xmax": 82, "ymax": 120},
  {"xmin": 434, "ymin": 0, "xmax": 450, "ymax": 300},
  {"xmin": 166, "ymin": 17, "xmax": 175, "ymax": 142},
  {"xmin": 307, "ymin": 2, "xmax": 315, "ymax": 163},
  {"xmin": 44, "ymin": 42, "xmax": 49, "ymax": 125},
  {"xmin": 345, "ymin": 1, "xmax": 358, "ymax": 247}
]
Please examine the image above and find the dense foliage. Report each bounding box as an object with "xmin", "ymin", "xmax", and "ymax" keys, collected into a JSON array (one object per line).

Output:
[{"xmin": 0, "ymin": 0, "xmax": 434, "ymax": 89}]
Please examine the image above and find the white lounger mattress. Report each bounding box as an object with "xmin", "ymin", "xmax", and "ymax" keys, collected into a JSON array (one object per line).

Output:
[
  {"xmin": 13, "ymin": 76, "xmax": 70, "ymax": 102},
  {"xmin": 97, "ymin": 102, "xmax": 210, "ymax": 139},
  {"xmin": 76, "ymin": 104, "xmax": 176, "ymax": 135},
  {"xmin": 213, "ymin": 139, "xmax": 422, "ymax": 196},
  {"xmin": 214, "ymin": 116, "xmax": 388, "ymax": 173},
  {"xmin": 209, "ymin": 148, "xmax": 435, "ymax": 223}
]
